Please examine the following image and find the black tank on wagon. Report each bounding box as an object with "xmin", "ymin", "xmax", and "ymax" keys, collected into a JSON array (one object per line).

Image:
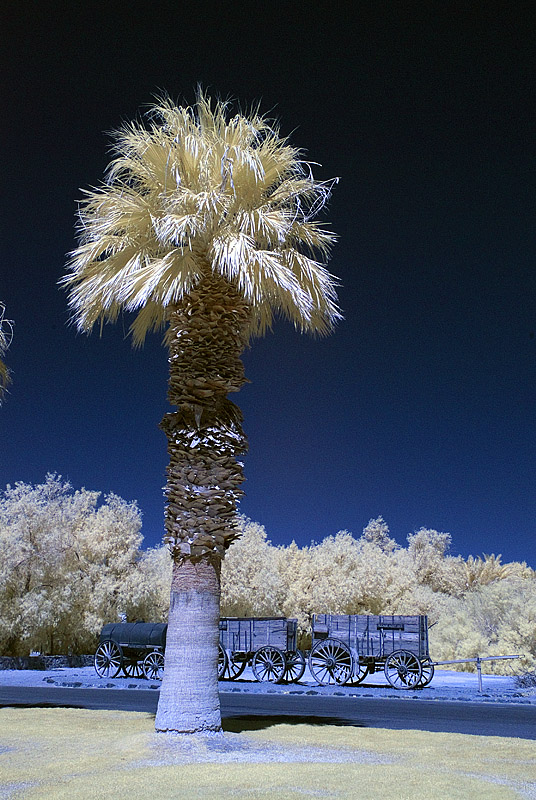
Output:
[{"xmin": 94, "ymin": 622, "xmax": 167, "ymax": 680}]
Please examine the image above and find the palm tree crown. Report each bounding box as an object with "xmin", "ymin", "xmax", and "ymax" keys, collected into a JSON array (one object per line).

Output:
[{"xmin": 62, "ymin": 94, "xmax": 341, "ymax": 343}]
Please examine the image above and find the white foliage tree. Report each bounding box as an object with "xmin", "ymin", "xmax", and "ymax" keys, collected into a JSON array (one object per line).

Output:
[
  {"xmin": 402, "ymin": 527, "xmax": 466, "ymax": 596},
  {"xmin": 431, "ymin": 578, "xmax": 536, "ymax": 672},
  {"xmin": 361, "ymin": 516, "xmax": 397, "ymax": 552},
  {"xmin": 119, "ymin": 545, "xmax": 173, "ymax": 625},
  {"xmin": 274, "ymin": 540, "xmax": 315, "ymax": 646},
  {"xmin": 221, "ymin": 517, "xmax": 285, "ymax": 617},
  {"xmin": 0, "ymin": 475, "xmax": 143, "ymax": 656}
]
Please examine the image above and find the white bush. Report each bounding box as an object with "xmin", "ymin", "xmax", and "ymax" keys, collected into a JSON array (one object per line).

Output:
[{"xmin": 0, "ymin": 475, "xmax": 143, "ymax": 655}]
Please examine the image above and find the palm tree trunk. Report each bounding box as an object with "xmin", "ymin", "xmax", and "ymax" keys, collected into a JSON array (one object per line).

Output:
[
  {"xmin": 155, "ymin": 272, "xmax": 250, "ymax": 733},
  {"xmin": 155, "ymin": 559, "xmax": 222, "ymax": 732}
]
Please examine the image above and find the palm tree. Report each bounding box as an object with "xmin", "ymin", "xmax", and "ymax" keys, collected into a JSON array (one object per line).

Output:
[
  {"xmin": 0, "ymin": 303, "xmax": 13, "ymax": 403},
  {"xmin": 61, "ymin": 93, "xmax": 340, "ymax": 733}
]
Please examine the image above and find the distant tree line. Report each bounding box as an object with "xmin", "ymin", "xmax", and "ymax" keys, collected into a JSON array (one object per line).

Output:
[{"xmin": 0, "ymin": 476, "xmax": 534, "ymax": 673}]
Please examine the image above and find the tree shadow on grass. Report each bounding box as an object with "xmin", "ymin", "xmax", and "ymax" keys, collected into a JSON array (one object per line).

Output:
[
  {"xmin": 142, "ymin": 713, "xmax": 362, "ymax": 732},
  {"xmin": 222, "ymin": 715, "xmax": 364, "ymax": 732}
]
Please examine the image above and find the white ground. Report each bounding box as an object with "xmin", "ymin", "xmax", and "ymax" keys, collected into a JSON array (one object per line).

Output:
[{"xmin": 0, "ymin": 663, "xmax": 534, "ymax": 704}]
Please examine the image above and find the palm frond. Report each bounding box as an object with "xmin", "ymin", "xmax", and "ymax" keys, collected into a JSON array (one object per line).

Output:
[
  {"xmin": 120, "ymin": 250, "xmax": 201, "ymax": 311},
  {"xmin": 129, "ymin": 301, "xmax": 167, "ymax": 348},
  {"xmin": 0, "ymin": 303, "xmax": 13, "ymax": 402},
  {"xmin": 62, "ymin": 92, "xmax": 341, "ymax": 344}
]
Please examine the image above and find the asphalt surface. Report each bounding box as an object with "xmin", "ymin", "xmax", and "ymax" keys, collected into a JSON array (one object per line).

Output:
[{"xmin": 1, "ymin": 684, "xmax": 535, "ymax": 739}]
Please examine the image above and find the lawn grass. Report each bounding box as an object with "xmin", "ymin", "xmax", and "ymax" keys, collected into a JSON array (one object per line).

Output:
[{"xmin": 0, "ymin": 707, "xmax": 534, "ymax": 799}]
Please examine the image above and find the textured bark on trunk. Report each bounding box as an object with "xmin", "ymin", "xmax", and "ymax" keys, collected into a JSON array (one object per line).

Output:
[
  {"xmin": 155, "ymin": 271, "xmax": 250, "ymax": 733},
  {"xmin": 155, "ymin": 559, "xmax": 221, "ymax": 732}
]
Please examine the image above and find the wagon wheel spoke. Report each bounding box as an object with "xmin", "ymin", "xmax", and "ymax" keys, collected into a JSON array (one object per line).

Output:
[
  {"xmin": 347, "ymin": 661, "xmax": 368, "ymax": 686},
  {"xmin": 384, "ymin": 650, "xmax": 422, "ymax": 689},
  {"xmin": 122, "ymin": 659, "xmax": 145, "ymax": 679},
  {"xmin": 308, "ymin": 639, "xmax": 353, "ymax": 685},
  {"xmin": 221, "ymin": 651, "xmax": 247, "ymax": 680},
  {"xmin": 282, "ymin": 650, "xmax": 306, "ymax": 683},
  {"xmin": 217, "ymin": 644, "xmax": 228, "ymax": 680},
  {"xmin": 142, "ymin": 651, "xmax": 165, "ymax": 681},
  {"xmin": 94, "ymin": 641, "xmax": 122, "ymax": 678},
  {"xmin": 417, "ymin": 657, "xmax": 435, "ymax": 687},
  {"xmin": 252, "ymin": 646, "xmax": 286, "ymax": 683}
]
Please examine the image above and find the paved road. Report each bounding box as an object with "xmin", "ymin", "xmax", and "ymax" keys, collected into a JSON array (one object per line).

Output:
[{"xmin": 0, "ymin": 685, "xmax": 534, "ymax": 739}]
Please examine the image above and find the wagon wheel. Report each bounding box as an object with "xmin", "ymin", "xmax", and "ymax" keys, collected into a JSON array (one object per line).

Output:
[
  {"xmin": 384, "ymin": 650, "xmax": 422, "ymax": 689},
  {"xmin": 308, "ymin": 638, "xmax": 353, "ymax": 685},
  {"xmin": 217, "ymin": 644, "xmax": 228, "ymax": 680},
  {"xmin": 220, "ymin": 651, "xmax": 247, "ymax": 680},
  {"xmin": 143, "ymin": 650, "xmax": 165, "ymax": 681},
  {"xmin": 252, "ymin": 646, "xmax": 286, "ymax": 683},
  {"xmin": 281, "ymin": 649, "xmax": 306, "ymax": 683},
  {"xmin": 418, "ymin": 657, "xmax": 435, "ymax": 687},
  {"xmin": 94, "ymin": 640, "xmax": 122, "ymax": 678},
  {"xmin": 122, "ymin": 658, "xmax": 145, "ymax": 679},
  {"xmin": 347, "ymin": 660, "xmax": 368, "ymax": 686}
]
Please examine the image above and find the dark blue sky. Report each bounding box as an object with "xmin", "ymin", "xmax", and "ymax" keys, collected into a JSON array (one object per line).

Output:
[{"xmin": 1, "ymin": 2, "xmax": 535, "ymax": 565}]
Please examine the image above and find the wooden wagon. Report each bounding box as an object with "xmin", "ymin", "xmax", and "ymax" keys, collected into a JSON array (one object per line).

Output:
[
  {"xmin": 218, "ymin": 616, "xmax": 305, "ymax": 683},
  {"xmin": 94, "ymin": 622, "xmax": 167, "ymax": 680},
  {"xmin": 94, "ymin": 616, "xmax": 304, "ymax": 684},
  {"xmin": 309, "ymin": 614, "xmax": 434, "ymax": 689}
]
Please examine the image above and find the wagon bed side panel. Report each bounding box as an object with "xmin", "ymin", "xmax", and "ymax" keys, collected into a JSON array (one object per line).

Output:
[
  {"xmin": 251, "ymin": 618, "xmax": 288, "ymax": 650},
  {"xmin": 219, "ymin": 618, "xmax": 250, "ymax": 652},
  {"xmin": 376, "ymin": 615, "xmax": 427, "ymax": 657},
  {"xmin": 219, "ymin": 617, "xmax": 296, "ymax": 652},
  {"xmin": 312, "ymin": 614, "xmax": 429, "ymax": 659},
  {"xmin": 286, "ymin": 619, "xmax": 298, "ymax": 651}
]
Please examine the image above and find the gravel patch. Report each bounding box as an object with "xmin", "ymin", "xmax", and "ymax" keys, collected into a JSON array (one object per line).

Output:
[
  {"xmin": 462, "ymin": 774, "xmax": 536, "ymax": 800},
  {"xmin": 138, "ymin": 730, "xmax": 396, "ymax": 766},
  {"xmin": 0, "ymin": 782, "xmax": 38, "ymax": 800}
]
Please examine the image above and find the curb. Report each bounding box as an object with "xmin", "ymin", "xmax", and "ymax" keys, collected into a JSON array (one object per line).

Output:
[{"xmin": 0, "ymin": 655, "xmax": 94, "ymax": 671}]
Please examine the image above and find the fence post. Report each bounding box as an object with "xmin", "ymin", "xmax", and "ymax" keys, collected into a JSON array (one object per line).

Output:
[{"xmin": 476, "ymin": 656, "xmax": 483, "ymax": 692}]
